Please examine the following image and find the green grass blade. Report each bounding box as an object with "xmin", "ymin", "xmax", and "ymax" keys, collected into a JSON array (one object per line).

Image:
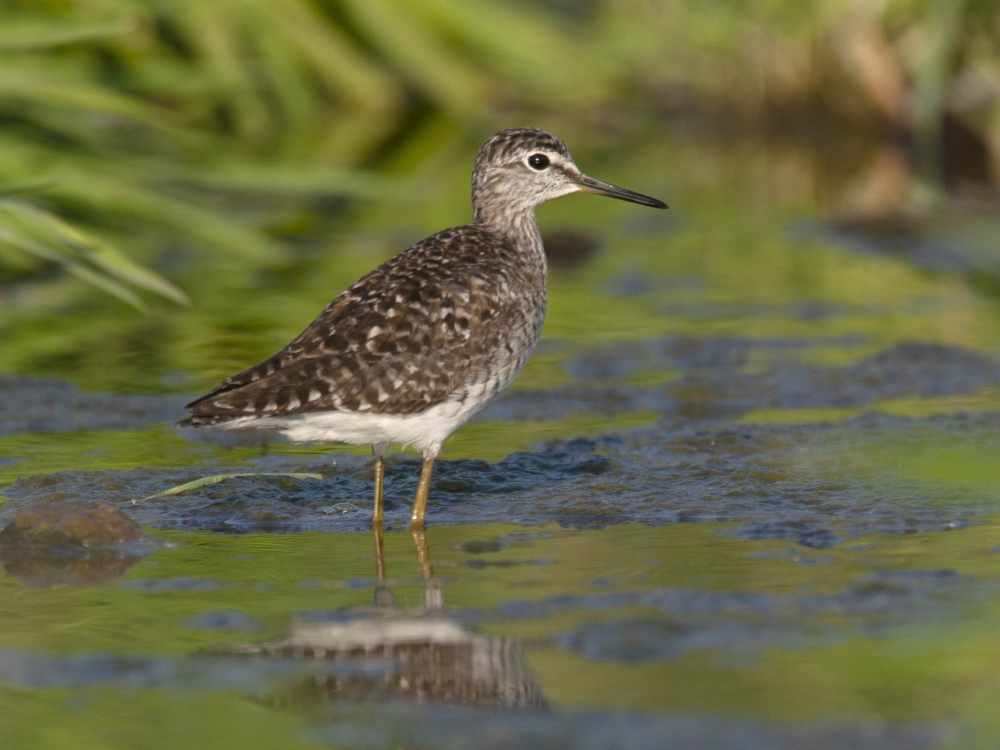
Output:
[
  {"xmin": 0, "ymin": 177, "xmax": 65, "ymax": 196},
  {"xmin": 341, "ymin": 0, "xmax": 485, "ymax": 117},
  {"xmin": 0, "ymin": 18, "xmax": 137, "ymax": 51},
  {"xmin": 136, "ymin": 472, "xmax": 326, "ymax": 502},
  {"xmin": 183, "ymin": 163, "xmax": 412, "ymax": 199},
  {"xmin": 62, "ymin": 262, "xmax": 147, "ymax": 310},
  {"xmin": 45, "ymin": 177, "xmax": 281, "ymax": 262},
  {"xmin": 0, "ymin": 62, "xmax": 181, "ymax": 135},
  {"xmin": 255, "ymin": 0, "xmax": 401, "ymax": 113},
  {"xmin": 0, "ymin": 221, "xmax": 147, "ymax": 309},
  {"xmin": 0, "ymin": 200, "xmax": 190, "ymax": 305}
]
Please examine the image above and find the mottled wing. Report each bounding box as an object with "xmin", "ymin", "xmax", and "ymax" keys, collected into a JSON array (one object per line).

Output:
[{"xmin": 183, "ymin": 227, "xmax": 531, "ymax": 423}]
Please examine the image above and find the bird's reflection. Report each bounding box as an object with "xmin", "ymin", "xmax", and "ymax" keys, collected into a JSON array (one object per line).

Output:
[
  {"xmin": 409, "ymin": 527, "xmax": 443, "ymax": 610},
  {"xmin": 228, "ymin": 524, "xmax": 546, "ymax": 710}
]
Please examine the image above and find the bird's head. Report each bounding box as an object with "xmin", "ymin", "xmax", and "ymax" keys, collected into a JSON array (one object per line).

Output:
[{"xmin": 471, "ymin": 128, "xmax": 666, "ymax": 226}]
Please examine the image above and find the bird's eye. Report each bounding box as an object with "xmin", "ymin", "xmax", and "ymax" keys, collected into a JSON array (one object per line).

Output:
[{"xmin": 527, "ymin": 153, "xmax": 550, "ymax": 170}]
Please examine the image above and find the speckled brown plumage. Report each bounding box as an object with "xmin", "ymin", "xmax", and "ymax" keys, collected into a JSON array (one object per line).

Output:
[
  {"xmin": 181, "ymin": 223, "xmax": 545, "ymax": 423},
  {"xmin": 180, "ymin": 127, "xmax": 666, "ymax": 527}
]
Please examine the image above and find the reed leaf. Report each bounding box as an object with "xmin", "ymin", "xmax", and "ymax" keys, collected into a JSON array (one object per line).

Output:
[
  {"xmin": 0, "ymin": 18, "xmax": 137, "ymax": 51},
  {"xmin": 248, "ymin": 0, "xmax": 402, "ymax": 114},
  {"xmin": 0, "ymin": 200, "xmax": 190, "ymax": 305},
  {"xmin": 135, "ymin": 472, "xmax": 325, "ymax": 501},
  {"xmin": 0, "ymin": 219, "xmax": 147, "ymax": 309},
  {"xmin": 183, "ymin": 163, "xmax": 414, "ymax": 199},
  {"xmin": 341, "ymin": 0, "xmax": 486, "ymax": 118},
  {"xmin": 0, "ymin": 62, "xmax": 182, "ymax": 135},
  {"xmin": 44, "ymin": 177, "xmax": 281, "ymax": 262},
  {"xmin": 408, "ymin": 0, "xmax": 608, "ymax": 102}
]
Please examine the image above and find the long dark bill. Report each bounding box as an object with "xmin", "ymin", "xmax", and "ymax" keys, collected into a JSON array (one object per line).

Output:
[{"xmin": 573, "ymin": 173, "xmax": 667, "ymax": 209}]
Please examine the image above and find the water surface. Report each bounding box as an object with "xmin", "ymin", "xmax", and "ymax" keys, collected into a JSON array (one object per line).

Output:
[{"xmin": 1, "ymin": 124, "xmax": 1000, "ymax": 748}]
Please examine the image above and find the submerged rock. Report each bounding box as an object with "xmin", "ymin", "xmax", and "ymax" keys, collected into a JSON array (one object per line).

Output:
[
  {"xmin": 0, "ymin": 502, "xmax": 146, "ymax": 549},
  {"xmin": 0, "ymin": 502, "xmax": 162, "ymax": 588}
]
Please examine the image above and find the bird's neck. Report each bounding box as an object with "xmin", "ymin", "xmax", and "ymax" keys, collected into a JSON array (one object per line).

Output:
[{"xmin": 473, "ymin": 204, "xmax": 545, "ymax": 263}]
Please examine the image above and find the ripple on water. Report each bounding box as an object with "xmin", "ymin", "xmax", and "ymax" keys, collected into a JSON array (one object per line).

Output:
[
  {"xmin": 0, "ymin": 376, "xmax": 186, "ymax": 436},
  {"xmin": 307, "ymin": 703, "xmax": 944, "ymax": 750},
  {"xmin": 1, "ymin": 411, "xmax": 997, "ymax": 545},
  {"xmin": 2, "ymin": 338, "xmax": 999, "ymax": 546}
]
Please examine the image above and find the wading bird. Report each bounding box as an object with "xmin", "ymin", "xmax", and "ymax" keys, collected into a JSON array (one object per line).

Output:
[{"xmin": 180, "ymin": 129, "xmax": 666, "ymax": 528}]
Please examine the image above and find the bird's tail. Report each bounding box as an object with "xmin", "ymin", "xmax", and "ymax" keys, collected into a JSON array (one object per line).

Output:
[{"xmin": 177, "ymin": 414, "xmax": 235, "ymax": 428}]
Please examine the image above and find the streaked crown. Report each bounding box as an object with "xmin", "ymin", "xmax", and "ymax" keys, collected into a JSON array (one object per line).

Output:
[
  {"xmin": 471, "ymin": 128, "xmax": 580, "ymax": 225},
  {"xmin": 470, "ymin": 127, "xmax": 667, "ymax": 229},
  {"xmin": 474, "ymin": 128, "xmax": 572, "ymax": 169}
]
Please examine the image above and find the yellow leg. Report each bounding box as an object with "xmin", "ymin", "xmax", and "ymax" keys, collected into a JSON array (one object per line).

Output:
[
  {"xmin": 411, "ymin": 528, "xmax": 442, "ymax": 610},
  {"xmin": 374, "ymin": 522, "xmax": 387, "ymax": 581},
  {"xmin": 373, "ymin": 521, "xmax": 394, "ymax": 607},
  {"xmin": 409, "ymin": 457, "xmax": 435, "ymax": 529},
  {"xmin": 411, "ymin": 528, "xmax": 433, "ymax": 579},
  {"xmin": 372, "ymin": 454, "xmax": 385, "ymax": 524}
]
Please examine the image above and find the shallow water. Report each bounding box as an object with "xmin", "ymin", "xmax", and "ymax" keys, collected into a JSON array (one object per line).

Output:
[{"xmin": 2, "ymin": 124, "xmax": 1000, "ymax": 748}]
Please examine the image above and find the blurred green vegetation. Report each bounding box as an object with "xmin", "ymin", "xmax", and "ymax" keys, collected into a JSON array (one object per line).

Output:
[
  {"xmin": 0, "ymin": 0, "xmax": 609, "ymax": 303},
  {"xmin": 0, "ymin": 0, "xmax": 998, "ymax": 307}
]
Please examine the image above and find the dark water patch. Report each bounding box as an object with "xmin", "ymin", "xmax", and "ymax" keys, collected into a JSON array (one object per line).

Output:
[
  {"xmin": 182, "ymin": 610, "xmax": 262, "ymax": 632},
  {"xmin": 0, "ymin": 376, "xmax": 187, "ymax": 436},
  {"xmin": 542, "ymin": 230, "xmax": 599, "ymax": 270},
  {"xmin": 1, "ymin": 413, "xmax": 996, "ymax": 539},
  {"xmin": 746, "ymin": 549, "xmax": 836, "ymax": 565},
  {"xmin": 603, "ymin": 271, "xmax": 667, "ymax": 296},
  {"xmin": 0, "ymin": 446, "xmax": 611, "ymax": 533},
  {"xmin": 496, "ymin": 340, "xmax": 1000, "ymax": 422},
  {"xmin": 496, "ymin": 568, "xmax": 985, "ymax": 626},
  {"xmin": 464, "ymin": 558, "xmax": 550, "ymax": 569},
  {"xmin": 563, "ymin": 335, "xmax": 845, "ymax": 381},
  {"xmin": 457, "ymin": 530, "xmax": 555, "ymax": 556},
  {"xmin": 618, "ymin": 209, "xmax": 687, "ymax": 237},
  {"xmin": 791, "ymin": 217, "xmax": 999, "ymax": 276},
  {"xmin": 733, "ymin": 521, "xmax": 843, "ymax": 549},
  {"xmin": 482, "ymin": 386, "xmax": 659, "ymax": 421},
  {"xmin": 670, "ymin": 342, "xmax": 1000, "ymax": 411},
  {"xmin": 121, "ymin": 578, "xmax": 224, "ymax": 592},
  {"xmin": 555, "ymin": 617, "xmax": 842, "ymax": 663},
  {"xmin": 459, "ymin": 538, "xmax": 505, "ymax": 554},
  {"xmin": 602, "ymin": 271, "xmax": 702, "ymax": 297},
  {"xmin": 496, "ymin": 570, "xmax": 992, "ymax": 664},
  {"xmin": 657, "ymin": 300, "xmax": 871, "ymax": 322},
  {"xmin": 477, "ymin": 412, "xmax": 992, "ymax": 543},
  {"xmin": 0, "ymin": 648, "xmax": 384, "ymax": 692},
  {"xmin": 309, "ymin": 703, "xmax": 944, "ymax": 750}
]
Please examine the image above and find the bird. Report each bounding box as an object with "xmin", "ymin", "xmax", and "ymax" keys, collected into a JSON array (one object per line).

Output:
[{"xmin": 179, "ymin": 128, "xmax": 667, "ymax": 529}]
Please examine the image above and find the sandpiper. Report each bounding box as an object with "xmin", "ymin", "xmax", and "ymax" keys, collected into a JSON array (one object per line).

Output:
[{"xmin": 180, "ymin": 128, "xmax": 666, "ymax": 528}]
